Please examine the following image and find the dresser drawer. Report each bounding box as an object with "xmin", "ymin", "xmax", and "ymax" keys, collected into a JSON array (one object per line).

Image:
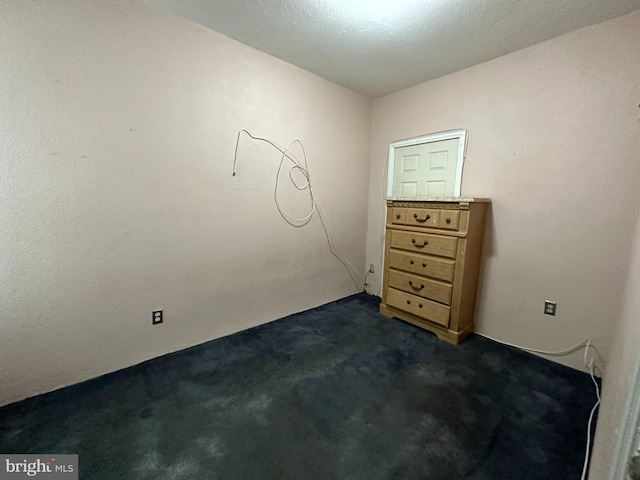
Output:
[
  {"xmin": 388, "ymin": 249, "xmax": 455, "ymax": 282},
  {"xmin": 387, "ymin": 269, "xmax": 452, "ymax": 305},
  {"xmin": 391, "ymin": 207, "xmax": 406, "ymax": 225},
  {"xmin": 386, "ymin": 288, "xmax": 450, "ymax": 327},
  {"xmin": 390, "ymin": 230, "xmax": 457, "ymax": 259},
  {"xmin": 405, "ymin": 208, "xmax": 439, "ymax": 228},
  {"xmin": 438, "ymin": 210, "xmax": 460, "ymax": 230}
]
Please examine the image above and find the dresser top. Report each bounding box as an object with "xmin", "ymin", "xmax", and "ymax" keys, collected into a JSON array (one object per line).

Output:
[{"xmin": 385, "ymin": 197, "xmax": 491, "ymax": 203}]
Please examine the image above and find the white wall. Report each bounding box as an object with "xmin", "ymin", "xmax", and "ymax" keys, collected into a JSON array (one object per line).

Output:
[
  {"xmin": 0, "ymin": 0, "xmax": 371, "ymax": 406},
  {"xmin": 365, "ymin": 11, "xmax": 640, "ymax": 371}
]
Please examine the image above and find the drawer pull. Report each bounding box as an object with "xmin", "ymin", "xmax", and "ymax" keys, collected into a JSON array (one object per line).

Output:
[
  {"xmin": 411, "ymin": 239, "xmax": 429, "ymax": 248},
  {"xmin": 446, "ymin": 218, "xmax": 451, "ymax": 224},
  {"xmin": 406, "ymin": 300, "xmax": 411, "ymax": 304},
  {"xmin": 413, "ymin": 213, "xmax": 431, "ymax": 222},
  {"xmin": 396, "ymin": 214, "xmax": 401, "ymax": 219},
  {"xmin": 419, "ymin": 304, "xmax": 423, "ymax": 308},
  {"xmin": 422, "ymin": 263, "xmax": 427, "ymax": 268},
  {"xmin": 408, "ymin": 281, "xmax": 425, "ymax": 291},
  {"xmin": 410, "ymin": 260, "xmax": 414, "ymax": 265}
]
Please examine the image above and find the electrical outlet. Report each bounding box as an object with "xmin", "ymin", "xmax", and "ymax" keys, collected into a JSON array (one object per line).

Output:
[
  {"xmin": 369, "ymin": 264, "xmax": 375, "ymax": 274},
  {"xmin": 544, "ymin": 301, "xmax": 557, "ymax": 316},
  {"xmin": 152, "ymin": 310, "xmax": 163, "ymax": 325}
]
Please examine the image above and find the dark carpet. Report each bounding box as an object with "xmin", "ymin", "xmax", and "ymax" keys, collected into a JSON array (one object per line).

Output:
[{"xmin": 0, "ymin": 293, "xmax": 598, "ymax": 479}]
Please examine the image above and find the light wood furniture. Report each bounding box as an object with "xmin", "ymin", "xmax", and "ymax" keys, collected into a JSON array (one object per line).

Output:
[{"xmin": 379, "ymin": 198, "xmax": 490, "ymax": 345}]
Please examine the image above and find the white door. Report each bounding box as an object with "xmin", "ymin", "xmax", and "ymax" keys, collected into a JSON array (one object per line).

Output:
[{"xmin": 392, "ymin": 138, "xmax": 460, "ymax": 197}]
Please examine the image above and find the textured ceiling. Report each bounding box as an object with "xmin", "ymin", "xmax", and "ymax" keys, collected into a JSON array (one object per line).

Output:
[{"xmin": 147, "ymin": 0, "xmax": 640, "ymax": 98}]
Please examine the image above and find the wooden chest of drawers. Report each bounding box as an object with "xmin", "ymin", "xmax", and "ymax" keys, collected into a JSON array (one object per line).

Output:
[{"xmin": 379, "ymin": 199, "xmax": 489, "ymax": 345}]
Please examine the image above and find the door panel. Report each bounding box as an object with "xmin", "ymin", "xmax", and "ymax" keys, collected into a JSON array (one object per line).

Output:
[
  {"xmin": 400, "ymin": 182, "xmax": 418, "ymax": 197},
  {"xmin": 426, "ymin": 180, "xmax": 446, "ymax": 197}
]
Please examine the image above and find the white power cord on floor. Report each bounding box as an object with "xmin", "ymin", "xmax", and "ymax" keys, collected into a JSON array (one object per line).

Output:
[
  {"xmin": 480, "ymin": 334, "xmax": 602, "ymax": 480},
  {"xmin": 232, "ymin": 129, "xmax": 365, "ymax": 291},
  {"xmin": 582, "ymin": 361, "xmax": 601, "ymax": 480}
]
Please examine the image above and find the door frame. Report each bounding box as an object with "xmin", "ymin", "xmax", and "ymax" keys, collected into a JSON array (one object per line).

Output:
[
  {"xmin": 609, "ymin": 360, "xmax": 640, "ymax": 478},
  {"xmin": 386, "ymin": 129, "xmax": 467, "ymax": 198}
]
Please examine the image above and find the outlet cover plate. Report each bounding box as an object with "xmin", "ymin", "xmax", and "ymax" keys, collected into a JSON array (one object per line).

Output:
[
  {"xmin": 544, "ymin": 301, "xmax": 557, "ymax": 316},
  {"xmin": 152, "ymin": 310, "xmax": 163, "ymax": 325}
]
